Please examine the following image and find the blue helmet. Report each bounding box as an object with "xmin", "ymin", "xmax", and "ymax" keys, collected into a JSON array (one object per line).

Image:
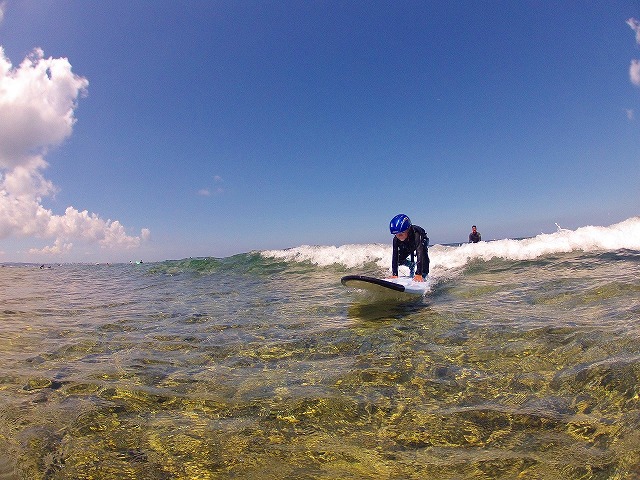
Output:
[{"xmin": 389, "ymin": 214, "xmax": 411, "ymax": 234}]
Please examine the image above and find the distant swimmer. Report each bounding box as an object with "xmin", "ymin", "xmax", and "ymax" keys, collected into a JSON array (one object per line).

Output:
[
  {"xmin": 469, "ymin": 225, "xmax": 481, "ymax": 243},
  {"xmin": 389, "ymin": 214, "xmax": 430, "ymax": 282}
]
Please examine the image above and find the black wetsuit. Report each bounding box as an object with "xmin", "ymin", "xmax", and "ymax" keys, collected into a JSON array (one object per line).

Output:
[
  {"xmin": 392, "ymin": 225, "xmax": 430, "ymax": 277},
  {"xmin": 469, "ymin": 231, "xmax": 481, "ymax": 243}
]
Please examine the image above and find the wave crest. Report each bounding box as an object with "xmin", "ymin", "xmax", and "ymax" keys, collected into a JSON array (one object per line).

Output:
[{"xmin": 261, "ymin": 217, "xmax": 640, "ymax": 276}]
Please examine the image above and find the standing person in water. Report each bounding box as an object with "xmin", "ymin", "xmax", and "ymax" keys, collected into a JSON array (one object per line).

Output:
[
  {"xmin": 469, "ymin": 225, "xmax": 481, "ymax": 243},
  {"xmin": 389, "ymin": 214, "xmax": 430, "ymax": 282}
]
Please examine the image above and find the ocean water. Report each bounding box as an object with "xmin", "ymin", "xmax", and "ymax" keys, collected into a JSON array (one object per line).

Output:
[{"xmin": 1, "ymin": 217, "xmax": 639, "ymax": 480}]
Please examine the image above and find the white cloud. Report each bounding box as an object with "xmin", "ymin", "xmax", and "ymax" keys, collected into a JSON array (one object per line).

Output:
[
  {"xmin": 0, "ymin": 47, "xmax": 88, "ymax": 168},
  {"xmin": 626, "ymin": 108, "xmax": 634, "ymax": 120},
  {"xmin": 630, "ymin": 59, "xmax": 640, "ymax": 86},
  {"xmin": 197, "ymin": 175, "xmax": 224, "ymax": 197},
  {"xmin": 628, "ymin": 19, "xmax": 640, "ymax": 87},
  {"xmin": 0, "ymin": 47, "xmax": 149, "ymax": 257},
  {"xmin": 627, "ymin": 18, "xmax": 640, "ymax": 45},
  {"xmin": 29, "ymin": 239, "xmax": 73, "ymax": 256}
]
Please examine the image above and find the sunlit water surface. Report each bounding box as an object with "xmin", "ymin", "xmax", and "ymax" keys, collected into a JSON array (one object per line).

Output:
[{"xmin": 1, "ymin": 242, "xmax": 639, "ymax": 479}]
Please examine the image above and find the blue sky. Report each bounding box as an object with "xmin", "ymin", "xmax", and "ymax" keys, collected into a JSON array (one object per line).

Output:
[{"xmin": 0, "ymin": 1, "xmax": 638, "ymax": 262}]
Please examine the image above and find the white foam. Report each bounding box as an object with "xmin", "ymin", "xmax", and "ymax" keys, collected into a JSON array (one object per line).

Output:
[
  {"xmin": 262, "ymin": 243, "xmax": 391, "ymax": 269},
  {"xmin": 261, "ymin": 217, "xmax": 640, "ymax": 277}
]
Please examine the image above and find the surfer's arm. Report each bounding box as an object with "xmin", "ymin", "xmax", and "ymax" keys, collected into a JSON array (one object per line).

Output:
[
  {"xmin": 391, "ymin": 239, "xmax": 399, "ymax": 276},
  {"xmin": 414, "ymin": 230, "xmax": 427, "ymax": 276}
]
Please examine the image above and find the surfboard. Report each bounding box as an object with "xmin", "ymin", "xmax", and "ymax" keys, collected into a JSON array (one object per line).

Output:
[{"xmin": 341, "ymin": 275, "xmax": 429, "ymax": 297}]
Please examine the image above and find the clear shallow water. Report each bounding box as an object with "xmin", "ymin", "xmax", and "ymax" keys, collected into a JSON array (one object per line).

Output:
[{"xmin": 1, "ymin": 221, "xmax": 640, "ymax": 479}]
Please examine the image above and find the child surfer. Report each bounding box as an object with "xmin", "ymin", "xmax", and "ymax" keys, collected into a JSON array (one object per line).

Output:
[{"xmin": 389, "ymin": 214, "xmax": 430, "ymax": 282}]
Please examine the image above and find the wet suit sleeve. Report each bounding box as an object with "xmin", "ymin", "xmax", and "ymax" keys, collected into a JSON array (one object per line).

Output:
[
  {"xmin": 413, "ymin": 226, "xmax": 429, "ymax": 276},
  {"xmin": 391, "ymin": 238, "xmax": 399, "ymax": 276},
  {"xmin": 414, "ymin": 230, "xmax": 425, "ymax": 275}
]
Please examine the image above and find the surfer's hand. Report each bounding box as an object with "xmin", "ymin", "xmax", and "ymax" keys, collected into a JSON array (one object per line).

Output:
[{"xmin": 413, "ymin": 274, "xmax": 424, "ymax": 282}]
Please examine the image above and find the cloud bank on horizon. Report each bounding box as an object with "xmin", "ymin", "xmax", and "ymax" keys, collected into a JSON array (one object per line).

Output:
[{"xmin": 0, "ymin": 46, "xmax": 149, "ymax": 258}]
